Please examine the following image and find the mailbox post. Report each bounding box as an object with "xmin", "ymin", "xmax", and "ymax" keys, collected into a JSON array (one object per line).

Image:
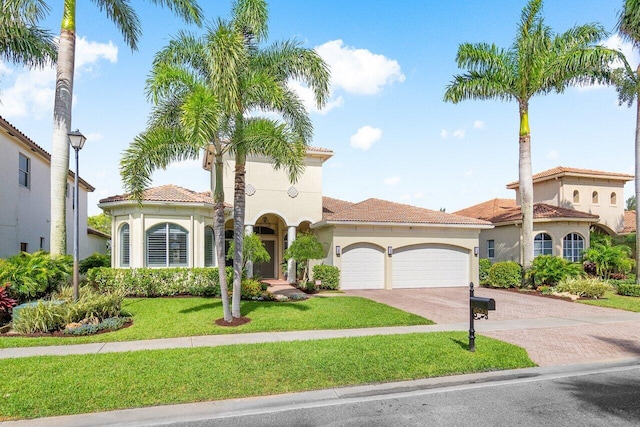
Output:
[{"xmin": 468, "ymin": 282, "xmax": 495, "ymax": 352}]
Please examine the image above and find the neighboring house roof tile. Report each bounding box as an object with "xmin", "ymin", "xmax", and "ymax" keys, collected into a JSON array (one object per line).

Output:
[
  {"xmin": 99, "ymin": 184, "xmax": 220, "ymax": 205},
  {"xmin": 455, "ymin": 198, "xmax": 599, "ymax": 224},
  {"xmin": 507, "ymin": 166, "xmax": 634, "ymax": 189},
  {"xmin": 623, "ymin": 210, "xmax": 636, "ymax": 234},
  {"xmin": 323, "ymin": 198, "xmax": 491, "ymax": 226},
  {"xmin": 87, "ymin": 227, "xmax": 110, "ymax": 239}
]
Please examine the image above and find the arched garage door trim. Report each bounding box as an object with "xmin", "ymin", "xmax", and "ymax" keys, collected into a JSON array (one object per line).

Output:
[
  {"xmin": 341, "ymin": 243, "xmax": 385, "ymax": 290},
  {"xmin": 392, "ymin": 243, "xmax": 469, "ymax": 288}
]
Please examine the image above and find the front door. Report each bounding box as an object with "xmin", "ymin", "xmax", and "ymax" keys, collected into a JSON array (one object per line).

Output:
[{"xmin": 254, "ymin": 240, "xmax": 276, "ymax": 279}]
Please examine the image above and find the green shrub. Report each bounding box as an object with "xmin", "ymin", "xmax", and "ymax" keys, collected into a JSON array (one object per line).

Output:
[
  {"xmin": 312, "ymin": 265, "xmax": 340, "ymax": 290},
  {"xmin": 556, "ymin": 277, "xmax": 611, "ymax": 298},
  {"xmin": 0, "ymin": 251, "xmax": 72, "ymax": 304},
  {"xmin": 240, "ymin": 279, "xmax": 264, "ymax": 299},
  {"xmin": 63, "ymin": 317, "xmax": 130, "ymax": 336},
  {"xmin": 479, "ymin": 258, "xmax": 492, "ymax": 285},
  {"xmin": 12, "ymin": 301, "xmax": 67, "ymax": 334},
  {"xmin": 79, "ymin": 253, "xmax": 111, "ymax": 274},
  {"xmin": 616, "ymin": 283, "xmax": 640, "ymax": 297},
  {"xmin": 526, "ymin": 255, "xmax": 583, "ymax": 287},
  {"xmin": 487, "ymin": 261, "xmax": 522, "ymax": 288}
]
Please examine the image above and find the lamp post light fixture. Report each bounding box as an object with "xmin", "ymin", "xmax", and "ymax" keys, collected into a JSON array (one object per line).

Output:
[{"xmin": 68, "ymin": 129, "xmax": 87, "ymax": 301}]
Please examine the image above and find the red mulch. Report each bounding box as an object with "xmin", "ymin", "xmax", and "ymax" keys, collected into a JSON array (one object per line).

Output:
[{"xmin": 215, "ymin": 316, "xmax": 251, "ymax": 327}]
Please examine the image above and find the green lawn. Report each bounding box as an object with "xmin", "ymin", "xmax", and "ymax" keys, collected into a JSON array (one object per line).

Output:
[
  {"xmin": 0, "ymin": 296, "xmax": 433, "ymax": 348},
  {"xmin": 579, "ymin": 291, "xmax": 640, "ymax": 312},
  {"xmin": 0, "ymin": 332, "xmax": 535, "ymax": 421}
]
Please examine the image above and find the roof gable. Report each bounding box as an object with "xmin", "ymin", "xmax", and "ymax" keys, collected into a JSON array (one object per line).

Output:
[
  {"xmin": 99, "ymin": 184, "xmax": 216, "ymax": 205},
  {"xmin": 456, "ymin": 198, "xmax": 599, "ymax": 224},
  {"xmin": 507, "ymin": 166, "xmax": 634, "ymax": 189}
]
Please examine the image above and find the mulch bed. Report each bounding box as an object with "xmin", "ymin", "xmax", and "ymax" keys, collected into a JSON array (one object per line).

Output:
[{"xmin": 214, "ymin": 316, "xmax": 251, "ymax": 327}]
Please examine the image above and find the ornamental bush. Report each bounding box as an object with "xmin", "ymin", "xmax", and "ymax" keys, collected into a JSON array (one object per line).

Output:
[
  {"xmin": 79, "ymin": 253, "xmax": 111, "ymax": 274},
  {"xmin": 312, "ymin": 265, "xmax": 340, "ymax": 290},
  {"xmin": 556, "ymin": 277, "xmax": 611, "ymax": 298},
  {"xmin": 479, "ymin": 258, "xmax": 492, "ymax": 286},
  {"xmin": 616, "ymin": 283, "xmax": 640, "ymax": 297},
  {"xmin": 527, "ymin": 255, "xmax": 583, "ymax": 287},
  {"xmin": 487, "ymin": 261, "xmax": 522, "ymax": 288}
]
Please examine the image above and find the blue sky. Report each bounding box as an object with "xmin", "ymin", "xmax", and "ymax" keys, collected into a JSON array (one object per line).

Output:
[{"xmin": 0, "ymin": 0, "xmax": 637, "ymax": 216}]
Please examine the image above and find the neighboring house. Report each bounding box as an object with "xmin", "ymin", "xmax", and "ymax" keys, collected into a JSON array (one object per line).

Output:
[
  {"xmin": 455, "ymin": 167, "xmax": 634, "ymax": 264},
  {"xmin": 100, "ymin": 146, "xmax": 492, "ymax": 289},
  {"xmin": 0, "ymin": 116, "xmax": 107, "ymax": 259}
]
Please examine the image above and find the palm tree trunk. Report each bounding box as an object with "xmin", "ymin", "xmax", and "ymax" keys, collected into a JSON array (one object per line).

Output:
[
  {"xmin": 232, "ymin": 150, "xmax": 246, "ymax": 318},
  {"xmin": 213, "ymin": 147, "xmax": 232, "ymax": 322},
  {"xmin": 519, "ymin": 101, "xmax": 534, "ymax": 271},
  {"xmin": 635, "ymin": 78, "xmax": 640, "ymax": 284},
  {"xmin": 50, "ymin": 1, "xmax": 77, "ymax": 257}
]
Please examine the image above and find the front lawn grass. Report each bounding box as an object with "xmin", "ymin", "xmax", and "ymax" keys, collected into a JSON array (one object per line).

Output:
[
  {"xmin": 0, "ymin": 296, "xmax": 433, "ymax": 348},
  {"xmin": 578, "ymin": 290, "xmax": 640, "ymax": 312},
  {"xmin": 0, "ymin": 332, "xmax": 535, "ymax": 421}
]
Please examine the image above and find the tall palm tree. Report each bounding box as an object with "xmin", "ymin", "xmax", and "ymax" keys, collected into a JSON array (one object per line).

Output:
[
  {"xmin": 211, "ymin": 0, "xmax": 329, "ymax": 318},
  {"xmin": 120, "ymin": 0, "xmax": 329, "ymax": 321},
  {"xmin": 49, "ymin": 0, "xmax": 203, "ymax": 257},
  {"xmin": 444, "ymin": 0, "xmax": 620, "ymax": 270},
  {"xmin": 615, "ymin": 0, "xmax": 640, "ymax": 284},
  {"xmin": 0, "ymin": 0, "xmax": 56, "ymax": 72}
]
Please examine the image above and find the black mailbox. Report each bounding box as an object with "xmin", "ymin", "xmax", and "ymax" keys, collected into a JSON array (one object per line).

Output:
[{"xmin": 470, "ymin": 296, "xmax": 495, "ymax": 311}]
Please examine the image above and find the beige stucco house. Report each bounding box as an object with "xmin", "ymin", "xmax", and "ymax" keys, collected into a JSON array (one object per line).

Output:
[
  {"xmin": 455, "ymin": 167, "xmax": 634, "ymax": 264},
  {"xmin": 0, "ymin": 116, "xmax": 108, "ymax": 259},
  {"xmin": 100, "ymin": 146, "xmax": 492, "ymax": 289}
]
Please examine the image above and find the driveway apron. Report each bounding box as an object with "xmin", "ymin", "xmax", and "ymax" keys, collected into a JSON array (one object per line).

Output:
[{"xmin": 345, "ymin": 287, "xmax": 640, "ymax": 366}]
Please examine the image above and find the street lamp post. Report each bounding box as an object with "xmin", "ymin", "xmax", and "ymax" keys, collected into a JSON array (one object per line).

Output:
[{"xmin": 68, "ymin": 129, "xmax": 86, "ymax": 302}]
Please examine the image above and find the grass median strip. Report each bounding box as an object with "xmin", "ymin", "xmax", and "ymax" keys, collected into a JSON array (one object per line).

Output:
[
  {"xmin": 0, "ymin": 296, "xmax": 433, "ymax": 348},
  {"xmin": 578, "ymin": 291, "xmax": 640, "ymax": 312},
  {"xmin": 0, "ymin": 332, "xmax": 535, "ymax": 420}
]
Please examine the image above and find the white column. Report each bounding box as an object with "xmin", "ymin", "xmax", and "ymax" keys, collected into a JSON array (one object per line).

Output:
[
  {"xmin": 287, "ymin": 226, "xmax": 297, "ymax": 284},
  {"xmin": 245, "ymin": 225, "xmax": 254, "ymax": 278}
]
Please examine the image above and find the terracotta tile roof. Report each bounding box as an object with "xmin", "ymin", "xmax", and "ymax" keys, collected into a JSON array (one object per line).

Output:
[
  {"xmin": 623, "ymin": 210, "xmax": 636, "ymax": 234},
  {"xmin": 456, "ymin": 198, "xmax": 598, "ymax": 224},
  {"xmin": 99, "ymin": 184, "xmax": 217, "ymax": 205},
  {"xmin": 323, "ymin": 198, "xmax": 491, "ymax": 226},
  {"xmin": 507, "ymin": 166, "xmax": 634, "ymax": 189},
  {"xmin": 454, "ymin": 199, "xmax": 516, "ymax": 222},
  {"xmin": 322, "ymin": 196, "xmax": 355, "ymax": 219}
]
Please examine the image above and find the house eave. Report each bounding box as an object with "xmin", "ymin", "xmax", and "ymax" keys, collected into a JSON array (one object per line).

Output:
[{"xmin": 312, "ymin": 220, "xmax": 494, "ymax": 230}]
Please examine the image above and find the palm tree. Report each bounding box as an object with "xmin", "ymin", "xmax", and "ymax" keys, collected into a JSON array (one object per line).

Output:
[
  {"xmin": 0, "ymin": 0, "xmax": 56, "ymax": 72},
  {"xmin": 615, "ymin": 0, "xmax": 640, "ymax": 283},
  {"xmin": 211, "ymin": 0, "xmax": 329, "ymax": 318},
  {"xmin": 444, "ymin": 0, "xmax": 620, "ymax": 270},
  {"xmin": 49, "ymin": 0, "xmax": 203, "ymax": 257},
  {"xmin": 120, "ymin": 0, "xmax": 329, "ymax": 321}
]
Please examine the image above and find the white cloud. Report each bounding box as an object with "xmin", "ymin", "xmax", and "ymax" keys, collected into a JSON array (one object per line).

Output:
[
  {"xmin": 604, "ymin": 34, "xmax": 640, "ymax": 69},
  {"xmin": 350, "ymin": 125, "xmax": 382, "ymax": 151},
  {"xmin": 413, "ymin": 192, "xmax": 423, "ymax": 199},
  {"xmin": 168, "ymin": 158, "xmax": 201, "ymax": 170},
  {"xmin": 452, "ymin": 129, "xmax": 465, "ymax": 139},
  {"xmin": 440, "ymin": 129, "xmax": 448, "ymax": 139},
  {"xmin": 463, "ymin": 169, "xmax": 474, "ymax": 177},
  {"xmin": 384, "ymin": 176, "xmax": 401, "ymax": 185},
  {"xmin": 0, "ymin": 37, "xmax": 118, "ymax": 119},
  {"xmin": 400, "ymin": 194, "xmax": 411, "ymax": 201},
  {"xmin": 316, "ymin": 40, "xmax": 405, "ymax": 95},
  {"xmin": 473, "ymin": 120, "xmax": 485, "ymax": 129},
  {"xmin": 287, "ymin": 80, "xmax": 343, "ymax": 115},
  {"xmin": 547, "ymin": 149, "xmax": 559, "ymax": 160}
]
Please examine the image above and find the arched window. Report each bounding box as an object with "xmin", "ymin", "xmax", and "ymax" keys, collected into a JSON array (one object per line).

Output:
[
  {"xmin": 572, "ymin": 190, "xmax": 580, "ymax": 204},
  {"xmin": 563, "ymin": 233, "xmax": 584, "ymax": 262},
  {"xmin": 610, "ymin": 192, "xmax": 617, "ymax": 206},
  {"xmin": 592, "ymin": 191, "xmax": 599, "ymax": 204},
  {"xmin": 119, "ymin": 223, "xmax": 130, "ymax": 267},
  {"xmin": 204, "ymin": 226, "xmax": 215, "ymax": 267},
  {"xmin": 534, "ymin": 233, "xmax": 553, "ymax": 256},
  {"xmin": 146, "ymin": 223, "xmax": 188, "ymax": 267}
]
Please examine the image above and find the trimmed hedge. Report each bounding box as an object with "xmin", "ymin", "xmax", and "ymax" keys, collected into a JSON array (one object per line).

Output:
[
  {"xmin": 479, "ymin": 258, "xmax": 491, "ymax": 286},
  {"xmin": 487, "ymin": 261, "xmax": 522, "ymax": 288},
  {"xmin": 556, "ymin": 277, "xmax": 611, "ymax": 298},
  {"xmin": 87, "ymin": 267, "xmax": 234, "ymax": 297},
  {"xmin": 616, "ymin": 283, "xmax": 640, "ymax": 297},
  {"xmin": 312, "ymin": 265, "xmax": 340, "ymax": 290}
]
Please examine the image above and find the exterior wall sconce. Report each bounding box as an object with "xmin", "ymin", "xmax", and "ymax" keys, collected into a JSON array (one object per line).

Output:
[
  {"xmin": 336, "ymin": 245, "xmax": 341, "ymax": 257},
  {"xmin": 474, "ymin": 246, "xmax": 479, "ymax": 256},
  {"xmin": 387, "ymin": 246, "xmax": 393, "ymax": 256}
]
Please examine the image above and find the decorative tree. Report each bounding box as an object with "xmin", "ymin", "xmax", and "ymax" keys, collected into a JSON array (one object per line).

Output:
[{"xmin": 284, "ymin": 233, "xmax": 324, "ymax": 283}]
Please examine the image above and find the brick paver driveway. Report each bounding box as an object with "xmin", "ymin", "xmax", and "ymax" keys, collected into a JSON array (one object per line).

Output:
[{"xmin": 346, "ymin": 287, "xmax": 640, "ymax": 366}]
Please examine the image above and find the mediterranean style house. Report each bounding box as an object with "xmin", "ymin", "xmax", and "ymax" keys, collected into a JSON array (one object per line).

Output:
[
  {"xmin": 455, "ymin": 167, "xmax": 635, "ymax": 264},
  {"xmin": 0, "ymin": 116, "xmax": 108, "ymax": 259},
  {"xmin": 99, "ymin": 146, "xmax": 493, "ymax": 289}
]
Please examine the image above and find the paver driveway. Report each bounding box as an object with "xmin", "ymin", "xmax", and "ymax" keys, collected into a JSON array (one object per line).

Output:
[{"xmin": 346, "ymin": 287, "xmax": 640, "ymax": 366}]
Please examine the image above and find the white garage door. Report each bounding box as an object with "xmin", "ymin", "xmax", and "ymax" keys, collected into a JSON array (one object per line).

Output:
[
  {"xmin": 392, "ymin": 244, "xmax": 469, "ymax": 288},
  {"xmin": 341, "ymin": 243, "xmax": 385, "ymax": 289}
]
